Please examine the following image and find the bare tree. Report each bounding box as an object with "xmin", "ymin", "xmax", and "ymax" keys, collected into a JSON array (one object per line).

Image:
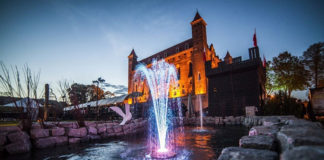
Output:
[
  {"xmin": 0, "ymin": 62, "xmax": 41, "ymax": 131},
  {"xmin": 57, "ymin": 79, "xmax": 70, "ymax": 104}
]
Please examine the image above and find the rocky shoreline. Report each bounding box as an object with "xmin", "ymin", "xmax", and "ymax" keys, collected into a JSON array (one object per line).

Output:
[
  {"xmin": 0, "ymin": 119, "xmax": 148, "ymax": 155},
  {"xmin": 1, "ymin": 116, "xmax": 324, "ymax": 160}
]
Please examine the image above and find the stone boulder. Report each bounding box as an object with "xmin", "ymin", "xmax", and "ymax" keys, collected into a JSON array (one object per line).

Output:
[
  {"xmin": 113, "ymin": 125, "xmax": 123, "ymax": 133},
  {"xmin": 67, "ymin": 127, "xmax": 87, "ymax": 138},
  {"xmin": 5, "ymin": 139, "xmax": 31, "ymax": 154},
  {"xmin": 277, "ymin": 126, "xmax": 324, "ymax": 151},
  {"xmin": 0, "ymin": 135, "xmax": 7, "ymax": 146},
  {"xmin": 54, "ymin": 136, "xmax": 68, "ymax": 146},
  {"xmin": 7, "ymin": 131, "xmax": 30, "ymax": 143},
  {"xmin": 87, "ymin": 135, "xmax": 101, "ymax": 141},
  {"xmin": 122, "ymin": 124, "xmax": 130, "ymax": 131},
  {"xmin": 58, "ymin": 122, "xmax": 79, "ymax": 129},
  {"xmin": 106, "ymin": 126, "xmax": 114, "ymax": 134},
  {"xmin": 31, "ymin": 123, "xmax": 42, "ymax": 129},
  {"xmin": 33, "ymin": 137, "xmax": 56, "ymax": 149},
  {"xmin": 277, "ymin": 115, "xmax": 296, "ymax": 124},
  {"xmin": 69, "ymin": 138, "xmax": 81, "ymax": 144},
  {"xmin": 286, "ymin": 119, "xmax": 322, "ymax": 128},
  {"xmin": 84, "ymin": 121, "xmax": 97, "ymax": 127},
  {"xmin": 96, "ymin": 124, "xmax": 106, "ymax": 134},
  {"xmin": 0, "ymin": 126, "xmax": 20, "ymax": 133},
  {"xmin": 261, "ymin": 117, "xmax": 280, "ymax": 126},
  {"xmin": 87, "ymin": 126, "xmax": 97, "ymax": 135},
  {"xmin": 239, "ymin": 135, "xmax": 276, "ymax": 150},
  {"xmin": 249, "ymin": 125, "xmax": 279, "ymax": 137},
  {"xmin": 218, "ymin": 147, "xmax": 278, "ymax": 160},
  {"xmin": 51, "ymin": 127, "xmax": 65, "ymax": 136},
  {"xmin": 280, "ymin": 146, "xmax": 324, "ymax": 160},
  {"xmin": 30, "ymin": 129, "xmax": 49, "ymax": 139},
  {"xmin": 100, "ymin": 133, "xmax": 112, "ymax": 139}
]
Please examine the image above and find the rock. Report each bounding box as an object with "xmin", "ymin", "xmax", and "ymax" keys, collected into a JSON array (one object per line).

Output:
[
  {"xmin": 88, "ymin": 135, "xmax": 101, "ymax": 141},
  {"xmin": 106, "ymin": 126, "xmax": 114, "ymax": 134},
  {"xmin": 261, "ymin": 117, "xmax": 280, "ymax": 126},
  {"xmin": 218, "ymin": 147, "xmax": 278, "ymax": 160},
  {"xmin": 51, "ymin": 127, "xmax": 65, "ymax": 136},
  {"xmin": 277, "ymin": 126, "xmax": 324, "ymax": 151},
  {"xmin": 69, "ymin": 138, "xmax": 81, "ymax": 144},
  {"xmin": 277, "ymin": 115, "xmax": 296, "ymax": 124},
  {"xmin": 96, "ymin": 124, "xmax": 106, "ymax": 134},
  {"xmin": 84, "ymin": 121, "xmax": 97, "ymax": 127},
  {"xmin": 0, "ymin": 126, "xmax": 20, "ymax": 133},
  {"xmin": 286, "ymin": 119, "xmax": 322, "ymax": 128},
  {"xmin": 0, "ymin": 135, "xmax": 7, "ymax": 146},
  {"xmin": 31, "ymin": 123, "xmax": 42, "ymax": 129},
  {"xmin": 67, "ymin": 127, "xmax": 87, "ymax": 138},
  {"xmin": 5, "ymin": 139, "xmax": 31, "ymax": 154},
  {"xmin": 33, "ymin": 137, "xmax": 56, "ymax": 149},
  {"xmin": 87, "ymin": 126, "xmax": 97, "ymax": 135},
  {"xmin": 113, "ymin": 125, "xmax": 123, "ymax": 133},
  {"xmin": 100, "ymin": 133, "xmax": 110, "ymax": 139},
  {"xmin": 280, "ymin": 146, "xmax": 324, "ymax": 160},
  {"xmin": 115, "ymin": 132, "xmax": 124, "ymax": 136},
  {"xmin": 249, "ymin": 125, "xmax": 279, "ymax": 137},
  {"xmin": 54, "ymin": 136, "xmax": 68, "ymax": 146},
  {"xmin": 7, "ymin": 131, "xmax": 30, "ymax": 143},
  {"xmin": 122, "ymin": 124, "xmax": 130, "ymax": 131},
  {"xmin": 43, "ymin": 122, "xmax": 57, "ymax": 128},
  {"xmin": 239, "ymin": 135, "xmax": 276, "ymax": 150},
  {"xmin": 59, "ymin": 122, "xmax": 79, "ymax": 129},
  {"xmin": 30, "ymin": 129, "xmax": 49, "ymax": 139}
]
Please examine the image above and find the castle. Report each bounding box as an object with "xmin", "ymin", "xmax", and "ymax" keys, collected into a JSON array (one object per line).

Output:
[{"xmin": 127, "ymin": 12, "xmax": 265, "ymax": 116}]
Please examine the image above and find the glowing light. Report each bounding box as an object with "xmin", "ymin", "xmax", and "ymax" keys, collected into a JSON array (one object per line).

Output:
[
  {"xmin": 135, "ymin": 59, "xmax": 178, "ymax": 152},
  {"xmin": 157, "ymin": 148, "xmax": 168, "ymax": 153}
]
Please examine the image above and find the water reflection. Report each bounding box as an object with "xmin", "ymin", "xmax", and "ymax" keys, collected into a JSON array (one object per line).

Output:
[{"xmin": 2, "ymin": 126, "xmax": 248, "ymax": 160}]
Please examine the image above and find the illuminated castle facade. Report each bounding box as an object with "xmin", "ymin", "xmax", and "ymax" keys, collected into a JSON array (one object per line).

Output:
[{"xmin": 127, "ymin": 12, "xmax": 265, "ymax": 116}]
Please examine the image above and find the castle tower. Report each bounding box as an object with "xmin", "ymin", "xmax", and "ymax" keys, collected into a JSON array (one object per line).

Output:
[
  {"xmin": 190, "ymin": 11, "xmax": 207, "ymax": 95},
  {"xmin": 128, "ymin": 49, "xmax": 137, "ymax": 93},
  {"xmin": 224, "ymin": 51, "xmax": 233, "ymax": 64}
]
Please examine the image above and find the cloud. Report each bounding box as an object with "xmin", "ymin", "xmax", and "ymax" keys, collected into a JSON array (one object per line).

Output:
[{"xmin": 104, "ymin": 82, "xmax": 128, "ymax": 95}]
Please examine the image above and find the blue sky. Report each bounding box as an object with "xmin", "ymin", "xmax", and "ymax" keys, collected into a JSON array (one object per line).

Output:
[{"xmin": 1, "ymin": 0, "xmax": 324, "ymax": 99}]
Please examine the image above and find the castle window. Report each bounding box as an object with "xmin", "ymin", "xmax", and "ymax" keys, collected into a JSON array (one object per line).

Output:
[
  {"xmin": 177, "ymin": 67, "xmax": 181, "ymax": 79},
  {"xmin": 185, "ymin": 43, "xmax": 189, "ymax": 49},
  {"xmin": 176, "ymin": 47, "xmax": 179, "ymax": 53},
  {"xmin": 198, "ymin": 72, "xmax": 201, "ymax": 81},
  {"xmin": 188, "ymin": 62, "xmax": 193, "ymax": 77}
]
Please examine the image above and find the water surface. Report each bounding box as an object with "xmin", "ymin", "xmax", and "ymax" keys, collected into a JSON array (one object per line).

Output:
[{"xmin": 3, "ymin": 126, "xmax": 248, "ymax": 160}]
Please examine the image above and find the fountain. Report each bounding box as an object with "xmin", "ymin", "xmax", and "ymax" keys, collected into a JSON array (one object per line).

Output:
[
  {"xmin": 198, "ymin": 94, "xmax": 203, "ymax": 128},
  {"xmin": 134, "ymin": 59, "xmax": 183, "ymax": 158}
]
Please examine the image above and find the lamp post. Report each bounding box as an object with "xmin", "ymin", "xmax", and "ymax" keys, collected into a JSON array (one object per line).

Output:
[{"xmin": 92, "ymin": 77, "xmax": 105, "ymax": 120}]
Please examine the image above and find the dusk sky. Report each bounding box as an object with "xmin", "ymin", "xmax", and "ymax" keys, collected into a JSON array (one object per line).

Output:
[{"xmin": 1, "ymin": 0, "xmax": 324, "ymax": 99}]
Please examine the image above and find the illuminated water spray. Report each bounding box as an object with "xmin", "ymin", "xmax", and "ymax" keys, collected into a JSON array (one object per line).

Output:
[{"xmin": 135, "ymin": 59, "xmax": 180, "ymax": 158}]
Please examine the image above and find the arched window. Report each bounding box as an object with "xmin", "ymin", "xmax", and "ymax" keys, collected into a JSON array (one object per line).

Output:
[{"xmin": 198, "ymin": 72, "xmax": 201, "ymax": 81}]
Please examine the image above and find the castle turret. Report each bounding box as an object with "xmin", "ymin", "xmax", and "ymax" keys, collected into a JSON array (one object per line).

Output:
[
  {"xmin": 191, "ymin": 11, "xmax": 207, "ymax": 95},
  {"xmin": 128, "ymin": 49, "xmax": 138, "ymax": 93},
  {"xmin": 224, "ymin": 51, "xmax": 233, "ymax": 64}
]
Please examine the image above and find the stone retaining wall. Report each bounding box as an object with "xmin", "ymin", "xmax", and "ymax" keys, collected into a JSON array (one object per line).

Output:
[
  {"xmin": 0, "ymin": 119, "xmax": 148, "ymax": 155},
  {"xmin": 1, "ymin": 116, "xmax": 324, "ymax": 160}
]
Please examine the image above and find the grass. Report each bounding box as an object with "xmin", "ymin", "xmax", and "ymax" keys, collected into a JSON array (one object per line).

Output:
[{"xmin": 0, "ymin": 121, "xmax": 19, "ymax": 127}]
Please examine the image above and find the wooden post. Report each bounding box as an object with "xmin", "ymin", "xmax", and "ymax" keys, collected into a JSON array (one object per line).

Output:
[{"xmin": 44, "ymin": 84, "xmax": 49, "ymax": 121}]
